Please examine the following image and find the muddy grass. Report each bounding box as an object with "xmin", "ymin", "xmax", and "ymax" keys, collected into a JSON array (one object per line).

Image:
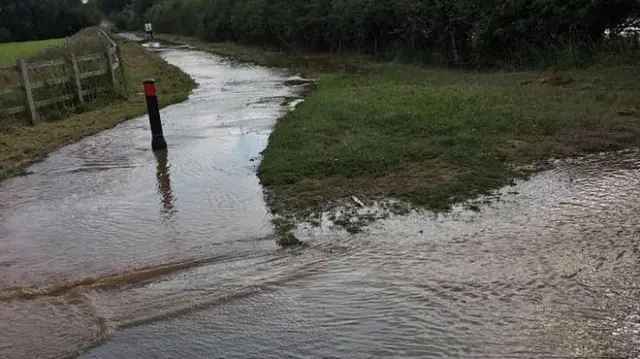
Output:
[
  {"xmin": 0, "ymin": 40, "xmax": 196, "ymax": 180},
  {"xmin": 154, "ymin": 34, "xmax": 640, "ymax": 240}
]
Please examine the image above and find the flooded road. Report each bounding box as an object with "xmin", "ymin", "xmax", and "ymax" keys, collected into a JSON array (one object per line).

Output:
[{"xmin": 1, "ymin": 38, "xmax": 639, "ymax": 358}]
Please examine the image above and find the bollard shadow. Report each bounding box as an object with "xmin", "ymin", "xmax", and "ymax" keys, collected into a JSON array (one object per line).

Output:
[{"xmin": 154, "ymin": 148, "xmax": 177, "ymax": 219}]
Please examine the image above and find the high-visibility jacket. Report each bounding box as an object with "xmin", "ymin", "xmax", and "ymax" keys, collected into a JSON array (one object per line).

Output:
[{"xmin": 145, "ymin": 23, "xmax": 153, "ymax": 32}]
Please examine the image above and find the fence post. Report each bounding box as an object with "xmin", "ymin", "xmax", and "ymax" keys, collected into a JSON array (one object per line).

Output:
[
  {"xmin": 114, "ymin": 43, "xmax": 128, "ymax": 96},
  {"xmin": 69, "ymin": 54, "xmax": 84, "ymax": 105},
  {"xmin": 17, "ymin": 58, "xmax": 36, "ymax": 125},
  {"xmin": 104, "ymin": 44, "xmax": 117, "ymax": 91}
]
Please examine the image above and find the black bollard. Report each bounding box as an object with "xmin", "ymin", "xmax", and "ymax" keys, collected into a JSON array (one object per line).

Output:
[{"xmin": 143, "ymin": 78, "xmax": 167, "ymax": 151}]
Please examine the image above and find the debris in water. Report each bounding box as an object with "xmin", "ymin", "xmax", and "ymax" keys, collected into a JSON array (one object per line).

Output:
[
  {"xmin": 283, "ymin": 76, "xmax": 315, "ymax": 86},
  {"xmin": 351, "ymin": 196, "xmax": 365, "ymax": 207}
]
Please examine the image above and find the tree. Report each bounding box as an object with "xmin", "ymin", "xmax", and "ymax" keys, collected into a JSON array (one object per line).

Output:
[
  {"xmin": 0, "ymin": 0, "xmax": 100, "ymax": 42},
  {"xmin": 97, "ymin": 0, "xmax": 132, "ymax": 14}
]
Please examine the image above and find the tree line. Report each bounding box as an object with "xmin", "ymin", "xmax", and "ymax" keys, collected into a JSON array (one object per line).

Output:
[
  {"xmin": 4, "ymin": 0, "xmax": 639, "ymax": 67},
  {"xmin": 103, "ymin": 0, "xmax": 640, "ymax": 66},
  {"xmin": 0, "ymin": 0, "xmax": 101, "ymax": 43}
]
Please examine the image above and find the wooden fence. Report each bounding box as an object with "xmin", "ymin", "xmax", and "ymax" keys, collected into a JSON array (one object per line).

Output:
[{"xmin": 0, "ymin": 30, "xmax": 125, "ymax": 125}]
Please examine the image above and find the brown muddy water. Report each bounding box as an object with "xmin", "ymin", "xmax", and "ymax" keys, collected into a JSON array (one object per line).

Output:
[{"xmin": 1, "ymin": 37, "xmax": 639, "ymax": 359}]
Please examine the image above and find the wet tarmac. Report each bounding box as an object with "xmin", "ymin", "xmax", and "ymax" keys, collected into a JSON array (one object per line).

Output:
[{"xmin": 0, "ymin": 37, "xmax": 639, "ymax": 359}]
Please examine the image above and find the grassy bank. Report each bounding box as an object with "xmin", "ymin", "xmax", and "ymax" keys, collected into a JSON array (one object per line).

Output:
[
  {"xmin": 0, "ymin": 39, "xmax": 64, "ymax": 66},
  {"xmin": 260, "ymin": 65, "xmax": 640, "ymax": 215},
  {"xmin": 0, "ymin": 39, "xmax": 196, "ymax": 180},
  {"xmin": 156, "ymin": 35, "xmax": 640, "ymax": 221}
]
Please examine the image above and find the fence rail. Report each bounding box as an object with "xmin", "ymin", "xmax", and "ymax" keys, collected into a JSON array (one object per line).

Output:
[{"xmin": 0, "ymin": 31, "xmax": 125, "ymax": 125}]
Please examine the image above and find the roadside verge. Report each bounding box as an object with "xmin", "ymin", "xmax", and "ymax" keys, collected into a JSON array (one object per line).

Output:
[{"xmin": 0, "ymin": 38, "xmax": 196, "ymax": 180}]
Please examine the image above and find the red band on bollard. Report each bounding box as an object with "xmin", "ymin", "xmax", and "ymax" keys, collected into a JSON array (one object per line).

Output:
[{"xmin": 143, "ymin": 82, "xmax": 156, "ymax": 96}]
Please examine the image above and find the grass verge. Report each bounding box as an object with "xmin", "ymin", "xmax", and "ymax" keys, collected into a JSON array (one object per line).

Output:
[
  {"xmin": 151, "ymin": 34, "xmax": 640, "ymax": 237},
  {"xmin": 0, "ymin": 39, "xmax": 196, "ymax": 180},
  {"xmin": 0, "ymin": 39, "xmax": 65, "ymax": 67},
  {"xmin": 259, "ymin": 65, "xmax": 640, "ymax": 216}
]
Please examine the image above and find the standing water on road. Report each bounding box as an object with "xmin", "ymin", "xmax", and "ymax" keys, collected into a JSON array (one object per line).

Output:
[{"xmin": 1, "ymin": 38, "xmax": 639, "ymax": 359}]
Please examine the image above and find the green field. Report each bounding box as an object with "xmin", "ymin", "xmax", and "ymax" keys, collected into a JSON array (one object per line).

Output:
[{"xmin": 0, "ymin": 39, "xmax": 65, "ymax": 67}]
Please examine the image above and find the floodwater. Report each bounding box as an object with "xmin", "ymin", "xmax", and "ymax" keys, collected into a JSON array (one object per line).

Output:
[{"xmin": 1, "ymin": 37, "xmax": 639, "ymax": 359}]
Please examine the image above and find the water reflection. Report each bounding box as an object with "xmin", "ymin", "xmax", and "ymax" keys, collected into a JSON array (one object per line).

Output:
[{"xmin": 154, "ymin": 148, "xmax": 176, "ymax": 219}]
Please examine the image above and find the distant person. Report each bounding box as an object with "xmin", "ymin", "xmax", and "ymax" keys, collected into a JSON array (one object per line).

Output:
[{"xmin": 144, "ymin": 21, "xmax": 154, "ymax": 41}]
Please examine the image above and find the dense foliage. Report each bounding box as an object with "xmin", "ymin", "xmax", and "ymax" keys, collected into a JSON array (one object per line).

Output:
[
  {"xmin": 0, "ymin": 0, "xmax": 101, "ymax": 43},
  {"xmin": 99, "ymin": 0, "xmax": 155, "ymax": 31},
  {"xmin": 112, "ymin": 0, "xmax": 640, "ymax": 66}
]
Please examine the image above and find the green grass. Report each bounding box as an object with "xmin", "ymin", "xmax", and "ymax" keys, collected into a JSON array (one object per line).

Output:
[
  {"xmin": 0, "ymin": 39, "xmax": 65, "ymax": 67},
  {"xmin": 257, "ymin": 64, "xmax": 640, "ymax": 214},
  {"xmin": 0, "ymin": 40, "xmax": 196, "ymax": 180}
]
